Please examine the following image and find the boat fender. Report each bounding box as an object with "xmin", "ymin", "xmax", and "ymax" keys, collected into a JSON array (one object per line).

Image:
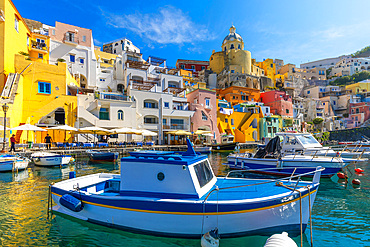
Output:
[
  {"xmin": 34, "ymin": 157, "xmax": 40, "ymax": 162},
  {"xmin": 201, "ymin": 228, "xmax": 219, "ymax": 247},
  {"xmin": 352, "ymin": 179, "xmax": 361, "ymax": 185},
  {"xmin": 355, "ymin": 168, "xmax": 364, "ymax": 173},
  {"xmin": 70, "ymin": 157, "xmax": 75, "ymax": 162},
  {"xmin": 60, "ymin": 194, "xmax": 83, "ymax": 212},
  {"xmin": 264, "ymin": 232, "xmax": 297, "ymax": 247},
  {"xmin": 337, "ymin": 172, "xmax": 347, "ymax": 179}
]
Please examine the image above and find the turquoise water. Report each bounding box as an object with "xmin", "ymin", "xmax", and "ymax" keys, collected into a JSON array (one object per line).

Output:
[{"xmin": 0, "ymin": 152, "xmax": 369, "ymax": 246}]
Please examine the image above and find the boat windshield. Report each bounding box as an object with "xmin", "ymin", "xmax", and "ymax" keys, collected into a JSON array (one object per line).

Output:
[
  {"xmin": 296, "ymin": 135, "xmax": 320, "ymax": 146},
  {"xmin": 194, "ymin": 160, "xmax": 214, "ymax": 188}
]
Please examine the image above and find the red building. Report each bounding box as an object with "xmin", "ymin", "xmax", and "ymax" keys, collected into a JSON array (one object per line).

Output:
[
  {"xmin": 349, "ymin": 102, "xmax": 370, "ymax": 127},
  {"xmin": 176, "ymin": 59, "xmax": 209, "ymax": 77},
  {"xmin": 260, "ymin": 90, "xmax": 293, "ymax": 117}
]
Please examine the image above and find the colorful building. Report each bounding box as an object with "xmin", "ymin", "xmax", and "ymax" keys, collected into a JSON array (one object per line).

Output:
[
  {"xmin": 186, "ymin": 88, "xmax": 220, "ymax": 143},
  {"xmin": 259, "ymin": 115, "xmax": 280, "ymax": 139},
  {"xmin": 176, "ymin": 59, "xmax": 209, "ymax": 77},
  {"xmin": 261, "ymin": 90, "xmax": 293, "ymax": 117},
  {"xmin": 217, "ymin": 86, "xmax": 260, "ymax": 106}
]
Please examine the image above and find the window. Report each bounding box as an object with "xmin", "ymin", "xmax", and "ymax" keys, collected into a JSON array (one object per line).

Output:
[
  {"xmin": 202, "ymin": 112, "xmax": 208, "ymax": 121},
  {"xmin": 27, "ymin": 36, "xmax": 29, "ymax": 46},
  {"xmin": 242, "ymin": 96, "xmax": 245, "ymax": 100},
  {"xmin": 52, "ymin": 29, "xmax": 55, "ymax": 35},
  {"xmin": 15, "ymin": 17, "xmax": 19, "ymax": 32},
  {"xmin": 225, "ymin": 119, "xmax": 228, "ymax": 123},
  {"xmin": 117, "ymin": 110, "xmax": 123, "ymax": 120},
  {"xmin": 205, "ymin": 98, "xmax": 210, "ymax": 108},
  {"xmin": 114, "ymin": 49, "xmax": 116, "ymax": 54},
  {"xmin": 286, "ymin": 109, "xmax": 289, "ymax": 114},
  {"xmin": 191, "ymin": 65, "xmax": 195, "ymax": 70},
  {"xmin": 180, "ymin": 64, "xmax": 185, "ymax": 69},
  {"xmin": 164, "ymin": 102, "xmax": 169, "ymax": 108},
  {"xmin": 307, "ymin": 90, "xmax": 310, "ymax": 94},
  {"xmin": 80, "ymin": 58, "xmax": 84, "ymax": 64},
  {"xmin": 238, "ymin": 44, "xmax": 241, "ymax": 49},
  {"xmin": 100, "ymin": 78, "xmax": 105, "ymax": 82},
  {"xmin": 231, "ymin": 70, "xmax": 235, "ymax": 73},
  {"xmin": 70, "ymin": 54, "xmax": 75, "ymax": 62},
  {"xmin": 201, "ymin": 66, "xmax": 205, "ymax": 70},
  {"xmin": 99, "ymin": 108, "xmax": 109, "ymax": 120},
  {"xmin": 38, "ymin": 53, "xmax": 43, "ymax": 59},
  {"xmin": 144, "ymin": 116, "xmax": 158, "ymax": 124},
  {"xmin": 144, "ymin": 100, "xmax": 158, "ymax": 109},
  {"xmin": 194, "ymin": 161, "xmax": 214, "ymax": 188},
  {"xmin": 230, "ymin": 44, "xmax": 234, "ymax": 49},
  {"xmin": 115, "ymin": 43, "xmax": 118, "ymax": 46},
  {"xmin": 82, "ymin": 36, "xmax": 86, "ymax": 42},
  {"xmin": 333, "ymin": 101, "xmax": 336, "ymax": 105},
  {"xmin": 38, "ymin": 82, "xmax": 51, "ymax": 94},
  {"xmin": 231, "ymin": 119, "xmax": 234, "ymax": 125},
  {"xmin": 163, "ymin": 119, "xmax": 167, "ymax": 125}
]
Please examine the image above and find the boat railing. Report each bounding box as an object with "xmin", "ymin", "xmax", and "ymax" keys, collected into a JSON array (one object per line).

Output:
[{"xmin": 203, "ymin": 167, "xmax": 325, "ymax": 203}]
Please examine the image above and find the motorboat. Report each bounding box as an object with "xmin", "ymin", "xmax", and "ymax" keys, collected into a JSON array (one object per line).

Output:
[
  {"xmin": 87, "ymin": 150, "xmax": 119, "ymax": 163},
  {"xmin": 194, "ymin": 146, "xmax": 212, "ymax": 154},
  {"xmin": 210, "ymin": 134, "xmax": 238, "ymax": 151},
  {"xmin": 31, "ymin": 152, "xmax": 72, "ymax": 166},
  {"xmin": 0, "ymin": 155, "xmax": 29, "ymax": 172},
  {"xmin": 227, "ymin": 136, "xmax": 346, "ymax": 178},
  {"xmin": 276, "ymin": 132, "xmax": 369, "ymax": 162},
  {"xmin": 50, "ymin": 139, "xmax": 323, "ymax": 238}
]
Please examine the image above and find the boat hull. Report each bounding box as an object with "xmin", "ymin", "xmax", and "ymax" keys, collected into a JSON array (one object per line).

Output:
[
  {"xmin": 0, "ymin": 157, "xmax": 29, "ymax": 172},
  {"xmin": 33, "ymin": 155, "xmax": 71, "ymax": 166},
  {"xmin": 89, "ymin": 152, "xmax": 118, "ymax": 163},
  {"xmin": 227, "ymin": 156, "xmax": 344, "ymax": 177},
  {"xmin": 194, "ymin": 146, "xmax": 212, "ymax": 154},
  {"xmin": 51, "ymin": 175, "xmax": 318, "ymax": 238},
  {"xmin": 211, "ymin": 142, "xmax": 237, "ymax": 151}
]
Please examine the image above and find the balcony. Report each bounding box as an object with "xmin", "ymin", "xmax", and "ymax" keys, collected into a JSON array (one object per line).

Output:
[
  {"xmin": 95, "ymin": 92, "xmax": 131, "ymax": 101},
  {"xmin": 63, "ymin": 33, "xmax": 79, "ymax": 45},
  {"xmin": 163, "ymin": 124, "xmax": 189, "ymax": 130},
  {"xmin": 30, "ymin": 41, "xmax": 48, "ymax": 53}
]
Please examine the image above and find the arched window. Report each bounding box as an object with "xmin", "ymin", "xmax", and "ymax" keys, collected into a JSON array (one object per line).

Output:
[
  {"xmin": 144, "ymin": 115, "xmax": 158, "ymax": 124},
  {"xmin": 144, "ymin": 99, "xmax": 158, "ymax": 109},
  {"xmin": 118, "ymin": 110, "xmax": 123, "ymax": 120},
  {"xmin": 238, "ymin": 44, "xmax": 241, "ymax": 49},
  {"xmin": 117, "ymin": 84, "xmax": 124, "ymax": 92},
  {"xmin": 230, "ymin": 44, "xmax": 234, "ymax": 49}
]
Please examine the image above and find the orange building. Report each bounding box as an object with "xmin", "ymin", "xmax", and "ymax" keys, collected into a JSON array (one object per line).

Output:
[{"xmin": 216, "ymin": 86, "xmax": 260, "ymax": 106}]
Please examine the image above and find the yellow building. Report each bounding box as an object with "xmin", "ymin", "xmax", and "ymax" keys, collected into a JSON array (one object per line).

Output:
[
  {"xmin": 346, "ymin": 80, "xmax": 370, "ymax": 94},
  {"xmin": 95, "ymin": 47, "xmax": 117, "ymax": 68},
  {"xmin": 0, "ymin": 0, "xmax": 79, "ymax": 144},
  {"xmin": 180, "ymin": 69, "xmax": 207, "ymax": 91},
  {"xmin": 0, "ymin": 0, "xmax": 30, "ymax": 92},
  {"xmin": 217, "ymin": 100, "xmax": 264, "ymax": 142},
  {"xmin": 256, "ymin": 59, "xmax": 276, "ymax": 84}
]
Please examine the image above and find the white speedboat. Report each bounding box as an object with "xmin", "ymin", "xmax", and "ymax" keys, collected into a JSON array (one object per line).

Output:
[
  {"xmin": 31, "ymin": 152, "xmax": 72, "ymax": 166},
  {"xmin": 276, "ymin": 132, "xmax": 369, "ymax": 162},
  {"xmin": 194, "ymin": 146, "xmax": 212, "ymax": 154},
  {"xmin": 50, "ymin": 139, "xmax": 323, "ymax": 238},
  {"xmin": 0, "ymin": 155, "xmax": 29, "ymax": 172}
]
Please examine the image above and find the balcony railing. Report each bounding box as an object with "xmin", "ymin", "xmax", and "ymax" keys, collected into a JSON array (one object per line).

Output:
[
  {"xmin": 31, "ymin": 41, "xmax": 48, "ymax": 52},
  {"xmin": 63, "ymin": 33, "xmax": 79, "ymax": 45},
  {"xmin": 163, "ymin": 124, "xmax": 189, "ymax": 130},
  {"xmin": 95, "ymin": 92, "xmax": 131, "ymax": 101}
]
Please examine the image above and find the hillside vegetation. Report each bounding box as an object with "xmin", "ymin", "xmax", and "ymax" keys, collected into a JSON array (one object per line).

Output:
[
  {"xmin": 352, "ymin": 45, "xmax": 370, "ymax": 57},
  {"xmin": 330, "ymin": 71, "xmax": 370, "ymax": 86}
]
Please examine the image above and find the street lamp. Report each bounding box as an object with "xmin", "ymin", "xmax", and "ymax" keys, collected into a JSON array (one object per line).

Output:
[{"xmin": 1, "ymin": 103, "xmax": 9, "ymax": 153}]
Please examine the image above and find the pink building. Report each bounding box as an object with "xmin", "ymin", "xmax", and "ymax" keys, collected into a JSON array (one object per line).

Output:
[
  {"xmin": 187, "ymin": 89, "xmax": 220, "ymax": 143},
  {"xmin": 348, "ymin": 102, "xmax": 370, "ymax": 127},
  {"xmin": 260, "ymin": 90, "xmax": 293, "ymax": 117},
  {"xmin": 49, "ymin": 21, "xmax": 92, "ymax": 46}
]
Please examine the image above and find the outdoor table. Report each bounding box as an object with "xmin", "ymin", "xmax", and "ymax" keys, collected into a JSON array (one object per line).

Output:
[
  {"xmin": 56, "ymin": 142, "xmax": 65, "ymax": 148},
  {"xmin": 136, "ymin": 142, "xmax": 143, "ymax": 147},
  {"xmin": 145, "ymin": 142, "xmax": 154, "ymax": 146},
  {"xmin": 98, "ymin": 143, "xmax": 109, "ymax": 147},
  {"xmin": 33, "ymin": 143, "xmax": 46, "ymax": 149},
  {"xmin": 83, "ymin": 143, "xmax": 94, "ymax": 148},
  {"xmin": 15, "ymin": 144, "xmax": 28, "ymax": 149}
]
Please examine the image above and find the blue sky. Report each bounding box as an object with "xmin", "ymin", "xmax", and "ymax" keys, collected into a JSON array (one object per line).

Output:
[{"xmin": 14, "ymin": 0, "xmax": 370, "ymax": 67}]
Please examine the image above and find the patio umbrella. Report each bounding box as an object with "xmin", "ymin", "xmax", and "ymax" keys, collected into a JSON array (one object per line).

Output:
[
  {"xmin": 194, "ymin": 130, "xmax": 212, "ymax": 135},
  {"xmin": 141, "ymin": 130, "xmax": 158, "ymax": 136},
  {"xmin": 78, "ymin": 127, "xmax": 112, "ymax": 143},
  {"xmin": 168, "ymin": 130, "xmax": 192, "ymax": 136},
  {"xmin": 111, "ymin": 127, "xmax": 137, "ymax": 134},
  {"xmin": 47, "ymin": 125, "xmax": 78, "ymax": 143},
  {"xmin": 11, "ymin": 124, "xmax": 47, "ymax": 143}
]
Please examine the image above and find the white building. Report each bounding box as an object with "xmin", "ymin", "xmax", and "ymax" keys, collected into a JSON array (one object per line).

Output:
[
  {"xmin": 300, "ymin": 55, "xmax": 351, "ymax": 70},
  {"xmin": 331, "ymin": 57, "xmax": 370, "ymax": 77},
  {"xmin": 103, "ymin": 38, "xmax": 140, "ymax": 55}
]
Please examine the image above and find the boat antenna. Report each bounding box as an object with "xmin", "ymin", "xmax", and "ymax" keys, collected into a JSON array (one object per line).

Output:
[{"xmin": 182, "ymin": 138, "xmax": 197, "ymax": 156}]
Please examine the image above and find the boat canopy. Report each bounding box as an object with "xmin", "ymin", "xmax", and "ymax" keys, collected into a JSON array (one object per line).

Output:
[{"xmin": 254, "ymin": 136, "xmax": 281, "ymax": 158}]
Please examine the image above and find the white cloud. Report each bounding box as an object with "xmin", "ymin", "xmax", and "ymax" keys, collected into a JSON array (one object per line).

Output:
[{"xmin": 102, "ymin": 6, "xmax": 215, "ymax": 45}]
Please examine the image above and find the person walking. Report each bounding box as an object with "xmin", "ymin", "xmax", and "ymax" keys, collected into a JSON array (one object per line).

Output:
[
  {"xmin": 10, "ymin": 134, "xmax": 16, "ymax": 152},
  {"xmin": 44, "ymin": 134, "xmax": 53, "ymax": 150}
]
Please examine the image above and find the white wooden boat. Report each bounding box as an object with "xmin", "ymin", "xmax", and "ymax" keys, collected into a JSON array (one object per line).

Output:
[
  {"xmin": 31, "ymin": 152, "xmax": 72, "ymax": 166},
  {"xmin": 0, "ymin": 155, "xmax": 29, "ymax": 172}
]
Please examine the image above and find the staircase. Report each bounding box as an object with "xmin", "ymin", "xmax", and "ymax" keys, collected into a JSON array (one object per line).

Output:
[
  {"xmin": 1, "ymin": 73, "xmax": 20, "ymax": 103},
  {"xmin": 15, "ymin": 123, "xmax": 25, "ymax": 143}
]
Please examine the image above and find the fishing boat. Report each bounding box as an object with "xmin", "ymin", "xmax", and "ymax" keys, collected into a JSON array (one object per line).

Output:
[
  {"xmin": 50, "ymin": 139, "xmax": 323, "ymax": 238},
  {"xmin": 276, "ymin": 132, "xmax": 369, "ymax": 161},
  {"xmin": 194, "ymin": 146, "xmax": 212, "ymax": 154},
  {"xmin": 87, "ymin": 150, "xmax": 119, "ymax": 163},
  {"xmin": 227, "ymin": 136, "xmax": 346, "ymax": 177},
  {"xmin": 210, "ymin": 134, "xmax": 238, "ymax": 151},
  {"xmin": 0, "ymin": 155, "xmax": 29, "ymax": 172},
  {"xmin": 31, "ymin": 152, "xmax": 72, "ymax": 166}
]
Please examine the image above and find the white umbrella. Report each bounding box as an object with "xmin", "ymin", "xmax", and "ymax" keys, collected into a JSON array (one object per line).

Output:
[
  {"xmin": 0, "ymin": 125, "xmax": 11, "ymax": 131},
  {"xmin": 141, "ymin": 130, "xmax": 158, "ymax": 136},
  {"xmin": 78, "ymin": 127, "xmax": 112, "ymax": 142},
  {"xmin": 11, "ymin": 124, "xmax": 46, "ymax": 143},
  {"xmin": 47, "ymin": 125, "xmax": 78, "ymax": 143},
  {"xmin": 111, "ymin": 127, "xmax": 137, "ymax": 134}
]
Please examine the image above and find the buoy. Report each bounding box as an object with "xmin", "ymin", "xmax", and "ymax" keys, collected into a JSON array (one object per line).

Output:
[
  {"xmin": 355, "ymin": 168, "xmax": 364, "ymax": 173},
  {"xmin": 337, "ymin": 172, "xmax": 347, "ymax": 179},
  {"xmin": 352, "ymin": 179, "xmax": 361, "ymax": 185},
  {"xmin": 70, "ymin": 157, "xmax": 75, "ymax": 162},
  {"xmin": 201, "ymin": 228, "xmax": 219, "ymax": 247},
  {"xmin": 264, "ymin": 232, "xmax": 297, "ymax": 247}
]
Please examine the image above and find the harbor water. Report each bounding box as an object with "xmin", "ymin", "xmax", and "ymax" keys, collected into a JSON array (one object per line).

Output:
[{"xmin": 0, "ymin": 152, "xmax": 369, "ymax": 246}]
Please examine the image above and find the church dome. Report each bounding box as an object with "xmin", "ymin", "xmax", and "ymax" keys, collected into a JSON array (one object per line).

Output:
[{"xmin": 223, "ymin": 25, "xmax": 243, "ymax": 44}]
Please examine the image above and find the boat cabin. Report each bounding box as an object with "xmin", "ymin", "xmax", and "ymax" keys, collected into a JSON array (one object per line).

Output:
[
  {"xmin": 221, "ymin": 134, "xmax": 234, "ymax": 144},
  {"xmin": 276, "ymin": 132, "xmax": 323, "ymax": 152},
  {"xmin": 120, "ymin": 144, "xmax": 217, "ymax": 199}
]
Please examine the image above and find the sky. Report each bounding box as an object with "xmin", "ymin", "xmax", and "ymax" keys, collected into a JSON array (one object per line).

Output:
[{"xmin": 13, "ymin": 0, "xmax": 370, "ymax": 67}]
